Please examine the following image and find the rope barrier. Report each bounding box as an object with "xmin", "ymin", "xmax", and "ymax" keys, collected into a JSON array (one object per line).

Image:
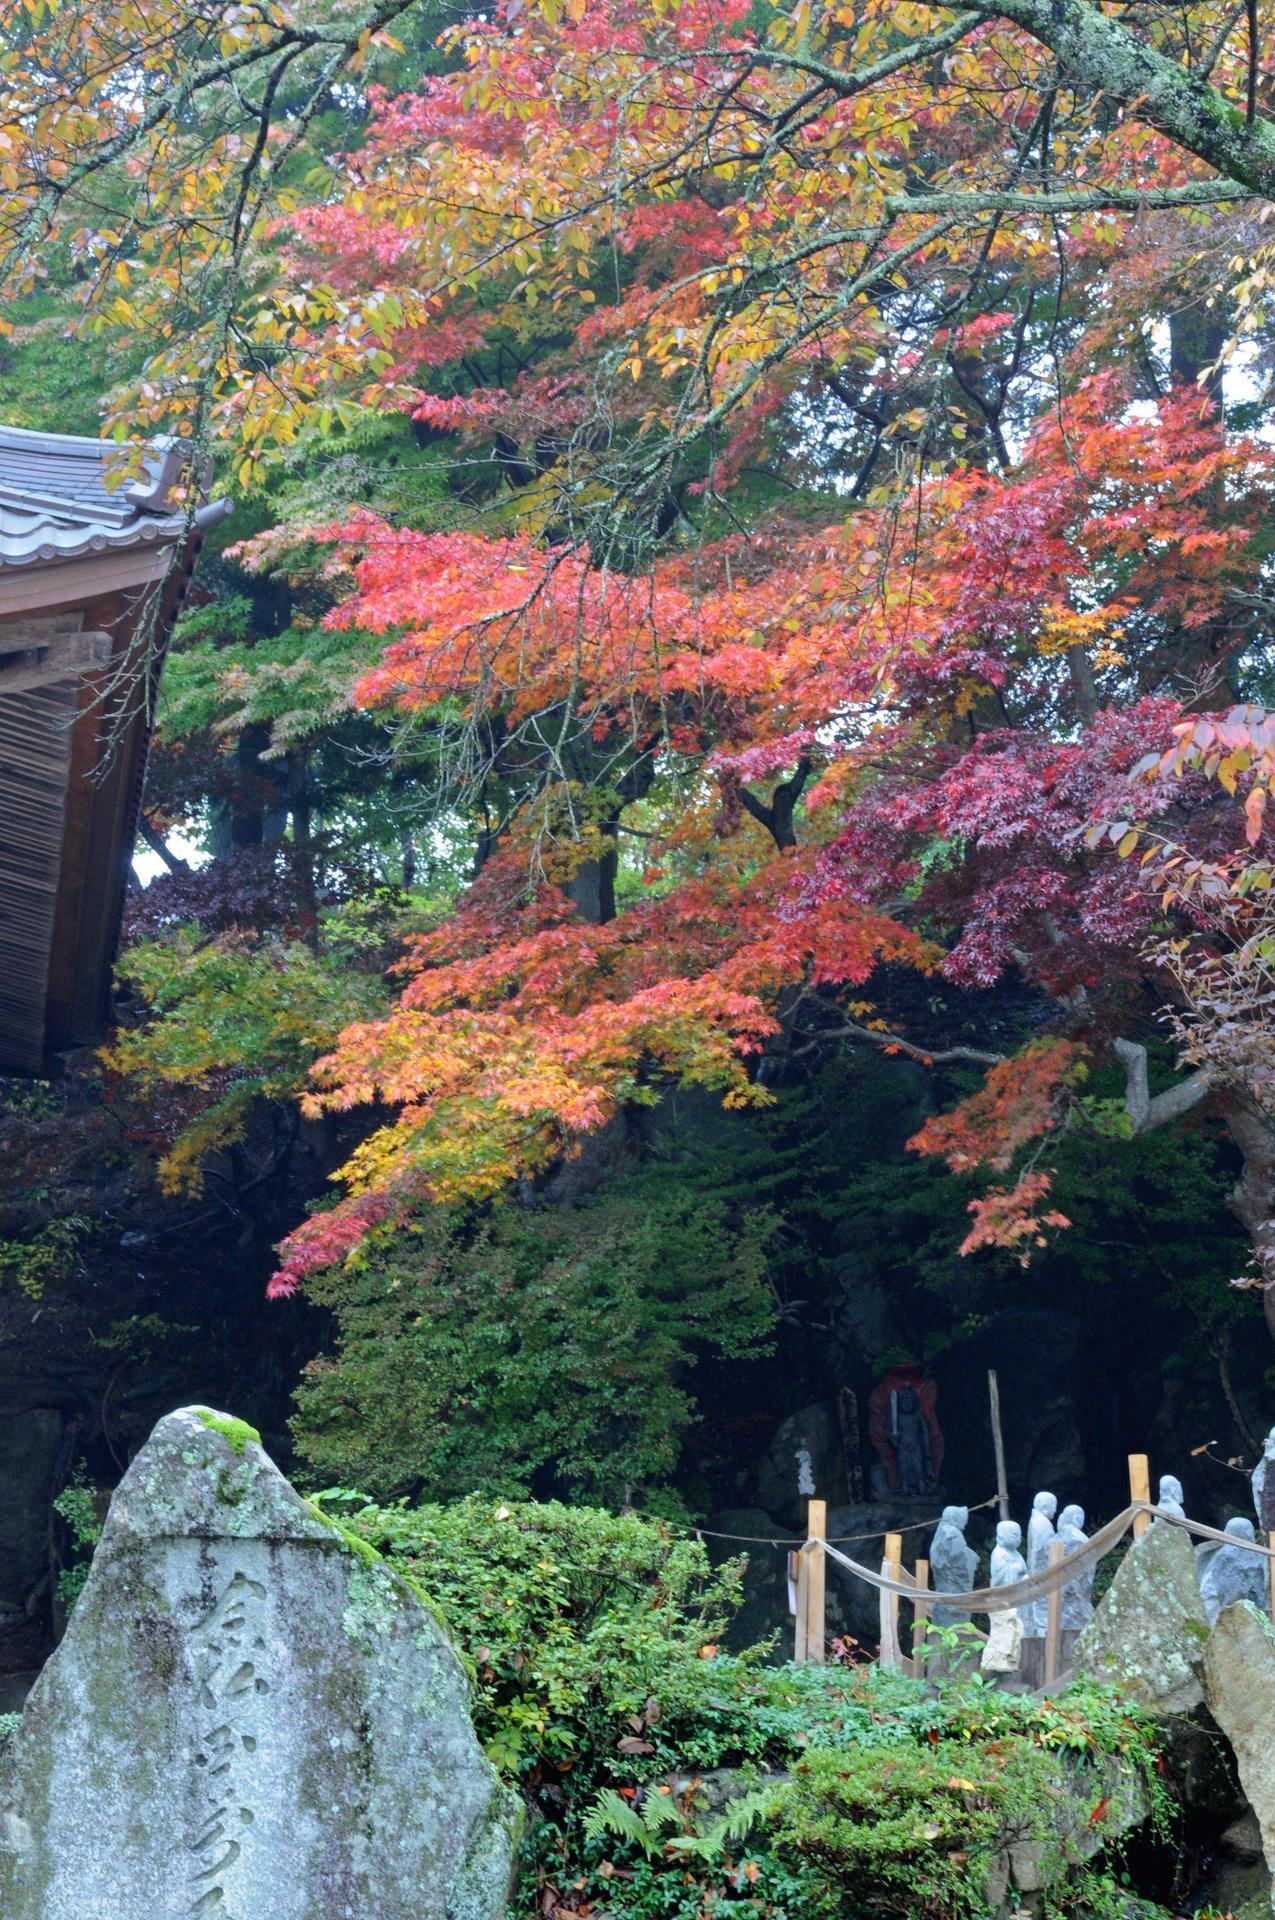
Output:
[
  {"xmin": 818, "ymin": 1503, "xmax": 1275, "ymax": 1614},
  {"xmin": 634, "ymin": 1492, "xmax": 1003, "ymax": 1551}
]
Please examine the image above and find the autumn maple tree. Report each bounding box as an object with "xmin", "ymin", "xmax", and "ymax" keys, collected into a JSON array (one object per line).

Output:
[{"xmin": 7, "ymin": 0, "xmax": 1275, "ymax": 1330}]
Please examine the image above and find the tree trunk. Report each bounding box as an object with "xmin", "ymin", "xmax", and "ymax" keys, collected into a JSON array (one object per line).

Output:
[{"xmin": 1222, "ymin": 1096, "xmax": 1275, "ymax": 1343}]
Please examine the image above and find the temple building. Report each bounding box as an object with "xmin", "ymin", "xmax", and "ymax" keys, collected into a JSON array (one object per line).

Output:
[{"xmin": 0, "ymin": 425, "xmax": 227, "ymax": 1075}]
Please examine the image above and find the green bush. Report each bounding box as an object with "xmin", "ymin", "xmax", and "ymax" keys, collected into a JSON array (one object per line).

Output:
[{"xmin": 336, "ymin": 1494, "xmax": 1169, "ymax": 1920}]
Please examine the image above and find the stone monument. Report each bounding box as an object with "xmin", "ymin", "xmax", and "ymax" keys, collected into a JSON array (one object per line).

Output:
[
  {"xmin": 1200, "ymin": 1517, "xmax": 1267, "ymax": 1625},
  {"xmin": 981, "ymin": 1519, "xmax": 1026, "ymax": 1683},
  {"xmin": 928, "ymin": 1505, "xmax": 977, "ymax": 1629},
  {"xmin": 0, "ymin": 1406, "xmax": 520, "ymax": 1920}
]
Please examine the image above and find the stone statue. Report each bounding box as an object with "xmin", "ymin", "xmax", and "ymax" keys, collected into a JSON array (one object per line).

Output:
[
  {"xmin": 1023, "ymin": 1491, "xmax": 1058, "ymax": 1638},
  {"xmin": 929, "ymin": 1505, "xmax": 978, "ymax": 1627},
  {"xmin": 0, "ymin": 1407, "xmax": 520, "ymax": 1920},
  {"xmin": 1058, "ymin": 1503, "xmax": 1094, "ymax": 1633},
  {"xmin": 867, "ymin": 1365, "xmax": 943, "ymax": 1496},
  {"xmin": 1156, "ymin": 1473, "xmax": 1186, "ymax": 1520},
  {"xmin": 982, "ymin": 1520, "xmax": 1026, "ymax": 1676},
  {"xmin": 1200, "ymin": 1516, "xmax": 1267, "ymax": 1625},
  {"xmin": 1252, "ymin": 1427, "xmax": 1275, "ymax": 1534}
]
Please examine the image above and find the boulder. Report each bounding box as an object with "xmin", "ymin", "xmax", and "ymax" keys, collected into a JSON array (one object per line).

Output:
[
  {"xmin": 704, "ymin": 1509, "xmax": 798, "ymax": 1657},
  {"xmin": 1074, "ymin": 1521, "xmax": 1210, "ymax": 1716},
  {"xmin": 935, "ymin": 1308, "xmax": 1086, "ymax": 1503},
  {"xmin": 0, "ymin": 1406, "xmax": 519, "ymax": 1920},
  {"xmin": 1204, "ymin": 1600, "xmax": 1275, "ymax": 1894},
  {"xmin": 755, "ymin": 1402, "xmax": 850, "ymax": 1526}
]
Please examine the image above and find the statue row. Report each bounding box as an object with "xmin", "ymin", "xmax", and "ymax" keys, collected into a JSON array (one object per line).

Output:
[{"xmin": 928, "ymin": 1472, "xmax": 1268, "ymax": 1668}]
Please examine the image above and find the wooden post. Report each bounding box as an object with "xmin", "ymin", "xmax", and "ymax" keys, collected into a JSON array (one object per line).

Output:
[
  {"xmin": 879, "ymin": 1530, "xmax": 903, "ymax": 1670},
  {"xmin": 1044, "ymin": 1539, "xmax": 1065, "ymax": 1686},
  {"xmin": 806, "ymin": 1499, "xmax": 827, "ymax": 1666},
  {"xmin": 1129, "ymin": 1454, "xmax": 1151, "ymax": 1538},
  {"xmin": 1267, "ymin": 1532, "xmax": 1275, "ymax": 1624},
  {"xmin": 913, "ymin": 1557, "xmax": 931, "ymax": 1679},
  {"xmin": 988, "ymin": 1370, "xmax": 1010, "ymax": 1522},
  {"xmin": 794, "ymin": 1546, "xmax": 809, "ymax": 1664}
]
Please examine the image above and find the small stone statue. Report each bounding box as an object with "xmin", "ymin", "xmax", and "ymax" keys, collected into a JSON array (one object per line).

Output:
[
  {"xmin": 929, "ymin": 1505, "xmax": 978, "ymax": 1627},
  {"xmin": 1252, "ymin": 1428, "xmax": 1275, "ymax": 1534},
  {"xmin": 1058, "ymin": 1503, "xmax": 1094, "ymax": 1633},
  {"xmin": 1200, "ymin": 1516, "xmax": 1267, "ymax": 1625},
  {"xmin": 1023, "ymin": 1491, "xmax": 1057, "ymax": 1638},
  {"xmin": 982, "ymin": 1520, "xmax": 1026, "ymax": 1677},
  {"xmin": 1156, "ymin": 1474, "xmax": 1186, "ymax": 1520}
]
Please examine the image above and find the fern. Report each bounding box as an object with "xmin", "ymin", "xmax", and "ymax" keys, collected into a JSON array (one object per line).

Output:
[
  {"xmin": 668, "ymin": 1786, "xmax": 781, "ymax": 1861},
  {"xmin": 583, "ymin": 1788, "xmax": 687, "ymax": 1858}
]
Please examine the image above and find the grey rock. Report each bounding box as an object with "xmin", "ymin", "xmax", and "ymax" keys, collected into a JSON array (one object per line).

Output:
[
  {"xmin": 0, "ymin": 1410, "xmax": 65, "ymax": 1657},
  {"xmin": 0, "ymin": 1406, "xmax": 519, "ymax": 1920},
  {"xmin": 929, "ymin": 1506, "xmax": 977, "ymax": 1628},
  {"xmin": 1204, "ymin": 1601, "xmax": 1275, "ymax": 1888},
  {"xmin": 1253, "ymin": 1427, "xmax": 1275, "ymax": 1534},
  {"xmin": 1075, "ymin": 1518, "xmax": 1210, "ymax": 1716},
  {"xmin": 1222, "ymin": 1810, "xmax": 1267, "ymax": 1864},
  {"xmin": 703, "ymin": 1509, "xmax": 798, "ymax": 1658},
  {"xmin": 983, "ymin": 1752, "xmax": 1150, "ymax": 1912},
  {"xmin": 827, "ymin": 1253, "xmax": 896, "ymax": 1376},
  {"xmin": 755, "ymin": 1402, "xmax": 849, "ymax": 1526},
  {"xmin": 934, "ymin": 1308, "xmax": 1086, "ymax": 1506},
  {"xmin": 1201, "ymin": 1518, "xmax": 1267, "ymax": 1625},
  {"xmin": 821, "ymin": 1502, "xmax": 945, "ymax": 1648}
]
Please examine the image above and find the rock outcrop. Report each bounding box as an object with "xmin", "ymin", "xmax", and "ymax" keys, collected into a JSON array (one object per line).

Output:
[
  {"xmin": 1204, "ymin": 1600, "xmax": 1275, "ymax": 1903},
  {"xmin": 0, "ymin": 1405, "xmax": 519, "ymax": 1920},
  {"xmin": 1074, "ymin": 1519, "xmax": 1210, "ymax": 1716}
]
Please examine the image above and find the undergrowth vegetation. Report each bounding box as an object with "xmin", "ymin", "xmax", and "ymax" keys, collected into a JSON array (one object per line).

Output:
[{"xmin": 331, "ymin": 1494, "xmax": 1173, "ymax": 1920}]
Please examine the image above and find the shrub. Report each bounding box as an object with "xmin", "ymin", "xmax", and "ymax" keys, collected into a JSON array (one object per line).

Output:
[{"xmin": 336, "ymin": 1493, "xmax": 1170, "ymax": 1920}]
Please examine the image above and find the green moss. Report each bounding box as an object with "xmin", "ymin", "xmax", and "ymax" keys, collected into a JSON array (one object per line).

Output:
[{"xmin": 193, "ymin": 1409, "xmax": 261, "ymax": 1456}]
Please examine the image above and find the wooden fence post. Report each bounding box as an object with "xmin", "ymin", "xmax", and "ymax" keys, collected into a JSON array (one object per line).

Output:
[
  {"xmin": 988, "ymin": 1370, "xmax": 1010, "ymax": 1523},
  {"xmin": 879, "ymin": 1531, "xmax": 903, "ymax": 1670},
  {"xmin": 793, "ymin": 1546, "xmax": 809, "ymax": 1664},
  {"xmin": 1044, "ymin": 1538, "xmax": 1065, "ymax": 1686},
  {"xmin": 1129, "ymin": 1454, "xmax": 1151, "ymax": 1538},
  {"xmin": 913, "ymin": 1557, "xmax": 930, "ymax": 1679},
  {"xmin": 806, "ymin": 1499, "xmax": 827, "ymax": 1666}
]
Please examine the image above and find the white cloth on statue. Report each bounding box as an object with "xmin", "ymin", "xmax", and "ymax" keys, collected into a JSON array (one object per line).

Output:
[{"xmin": 981, "ymin": 1606, "xmax": 1023, "ymax": 1673}]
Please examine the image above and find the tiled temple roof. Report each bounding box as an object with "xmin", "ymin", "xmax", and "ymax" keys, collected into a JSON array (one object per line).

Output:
[{"xmin": 0, "ymin": 427, "xmax": 228, "ymax": 571}]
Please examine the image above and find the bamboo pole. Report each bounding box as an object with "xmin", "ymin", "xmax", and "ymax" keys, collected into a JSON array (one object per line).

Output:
[
  {"xmin": 879, "ymin": 1530, "xmax": 903, "ymax": 1670},
  {"xmin": 988, "ymin": 1370, "xmax": 1010, "ymax": 1522},
  {"xmin": 806, "ymin": 1499, "xmax": 827, "ymax": 1666},
  {"xmin": 1129, "ymin": 1454, "xmax": 1151, "ymax": 1538},
  {"xmin": 1044, "ymin": 1539, "xmax": 1065, "ymax": 1686},
  {"xmin": 913, "ymin": 1557, "xmax": 930, "ymax": 1680}
]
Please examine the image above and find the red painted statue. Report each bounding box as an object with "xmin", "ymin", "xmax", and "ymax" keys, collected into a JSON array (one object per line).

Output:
[{"xmin": 867, "ymin": 1365, "xmax": 943, "ymax": 1495}]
